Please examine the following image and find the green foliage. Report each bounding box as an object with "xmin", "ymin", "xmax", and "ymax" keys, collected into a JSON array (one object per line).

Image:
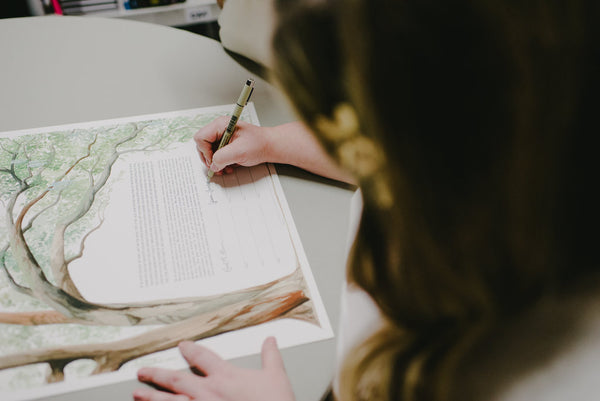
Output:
[
  {"xmin": 0, "ymin": 108, "xmax": 254, "ymax": 392},
  {"xmin": 1, "ymin": 113, "xmax": 217, "ymax": 281}
]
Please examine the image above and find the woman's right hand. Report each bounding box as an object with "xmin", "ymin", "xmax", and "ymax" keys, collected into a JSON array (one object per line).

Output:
[
  {"xmin": 194, "ymin": 118, "xmax": 355, "ymax": 183},
  {"xmin": 194, "ymin": 116, "xmax": 274, "ymax": 176}
]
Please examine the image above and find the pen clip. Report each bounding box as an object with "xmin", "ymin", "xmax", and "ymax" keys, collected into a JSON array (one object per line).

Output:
[{"xmin": 246, "ymin": 87, "xmax": 254, "ymax": 105}]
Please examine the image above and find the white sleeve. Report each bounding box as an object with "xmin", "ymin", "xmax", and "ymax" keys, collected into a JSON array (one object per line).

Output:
[
  {"xmin": 333, "ymin": 189, "xmax": 385, "ymax": 396},
  {"xmin": 218, "ymin": 0, "xmax": 276, "ymax": 68}
]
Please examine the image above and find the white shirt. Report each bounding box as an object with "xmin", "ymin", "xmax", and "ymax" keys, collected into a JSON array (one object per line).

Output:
[
  {"xmin": 333, "ymin": 190, "xmax": 384, "ymax": 396},
  {"xmin": 333, "ymin": 190, "xmax": 600, "ymax": 401}
]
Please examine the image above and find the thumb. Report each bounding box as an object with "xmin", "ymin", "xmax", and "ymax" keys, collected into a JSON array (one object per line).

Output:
[{"xmin": 261, "ymin": 336, "xmax": 285, "ymax": 372}]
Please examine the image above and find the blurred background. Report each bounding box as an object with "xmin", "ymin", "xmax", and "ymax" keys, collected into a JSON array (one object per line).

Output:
[
  {"xmin": 1, "ymin": 1, "xmax": 30, "ymax": 18},
  {"xmin": 0, "ymin": 0, "xmax": 220, "ymax": 39}
]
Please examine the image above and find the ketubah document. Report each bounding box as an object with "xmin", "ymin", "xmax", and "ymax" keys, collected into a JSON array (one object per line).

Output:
[{"xmin": 0, "ymin": 104, "xmax": 333, "ymax": 400}]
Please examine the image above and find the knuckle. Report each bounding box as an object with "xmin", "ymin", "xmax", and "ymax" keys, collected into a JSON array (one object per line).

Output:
[{"xmin": 166, "ymin": 374, "xmax": 183, "ymax": 387}]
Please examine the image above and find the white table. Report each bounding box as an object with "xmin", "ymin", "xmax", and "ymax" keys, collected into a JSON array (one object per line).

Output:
[{"xmin": 0, "ymin": 16, "xmax": 353, "ymax": 401}]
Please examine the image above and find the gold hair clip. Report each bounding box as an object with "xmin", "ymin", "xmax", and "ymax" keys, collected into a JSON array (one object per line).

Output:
[
  {"xmin": 314, "ymin": 102, "xmax": 360, "ymax": 142},
  {"xmin": 315, "ymin": 102, "xmax": 394, "ymax": 209}
]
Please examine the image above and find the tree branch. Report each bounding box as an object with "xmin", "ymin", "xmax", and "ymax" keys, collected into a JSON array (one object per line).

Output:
[
  {"xmin": 22, "ymin": 190, "xmax": 62, "ymax": 233},
  {"xmin": 0, "ymin": 278, "xmax": 316, "ymax": 382},
  {"xmin": 0, "ymin": 141, "xmax": 23, "ymax": 184},
  {"xmin": 0, "ymin": 264, "xmax": 310, "ymax": 326},
  {"xmin": 0, "ymin": 311, "xmax": 78, "ymax": 325},
  {"xmin": 64, "ymin": 211, "xmax": 104, "ymax": 265},
  {"xmin": 0, "ymin": 244, "xmax": 33, "ymax": 297}
]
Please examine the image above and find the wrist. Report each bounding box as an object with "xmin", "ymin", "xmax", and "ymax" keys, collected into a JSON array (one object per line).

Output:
[
  {"xmin": 263, "ymin": 123, "xmax": 299, "ymax": 166},
  {"xmin": 261, "ymin": 126, "xmax": 280, "ymax": 165}
]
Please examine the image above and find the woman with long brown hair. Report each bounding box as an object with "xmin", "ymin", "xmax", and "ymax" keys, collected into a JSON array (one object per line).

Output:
[{"xmin": 134, "ymin": 1, "xmax": 600, "ymax": 400}]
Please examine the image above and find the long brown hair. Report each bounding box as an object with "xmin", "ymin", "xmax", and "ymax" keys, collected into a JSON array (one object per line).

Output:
[{"xmin": 272, "ymin": 1, "xmax": 600, "ymax": 400}]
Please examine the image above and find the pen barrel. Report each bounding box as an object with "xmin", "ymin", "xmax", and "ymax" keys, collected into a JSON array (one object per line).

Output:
[
  {"xmin": 218, "ymin": 78, "xmax": 254, "ymax": 148},
  {"xmin": 237, "ymin": 79, "xmax": 255, "ymax": 106},
  {"xmin": 218, "ymin": 124, "xmax": 235, "ymax": 149},
  {"xmin": 225, "ymin": 106, "xmax": 242, "ymax": 133},
  {"xmin": 208, "ymin": 78, "xmax": 255, "ymax": 179},
  {"xmin": 217, "ymin": 104, "xmax": 243, "ymax": 149}
]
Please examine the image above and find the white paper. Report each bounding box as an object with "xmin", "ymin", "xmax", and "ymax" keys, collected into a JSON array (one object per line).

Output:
[
  {"xmin": 0, "ymin": 104, "xmax": 333, "ymax": 400},
  {"xmin": 69, "ymin": 142, "xmax": 299, "ymax": 303}
]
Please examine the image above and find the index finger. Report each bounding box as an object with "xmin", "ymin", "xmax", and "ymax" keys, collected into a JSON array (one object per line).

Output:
[{"xmin": 193, "ymin": 116, "xmax": 230, "ymax": 167}]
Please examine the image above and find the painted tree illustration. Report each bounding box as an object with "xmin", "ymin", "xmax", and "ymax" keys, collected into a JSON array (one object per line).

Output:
[{"xmin": 0, "ymin": 115, "xmax": 317, "ymax": 385}]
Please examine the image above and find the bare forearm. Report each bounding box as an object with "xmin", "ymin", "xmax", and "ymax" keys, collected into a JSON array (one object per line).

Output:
[{"xmin": 266, "ymin": 122, "xmax": 355, "ymax": 184}]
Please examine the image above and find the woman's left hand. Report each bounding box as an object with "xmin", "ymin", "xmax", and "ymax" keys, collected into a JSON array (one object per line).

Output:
[{"xmin": 133, "ymin": 337, "xmax": 296, "ymax": 401}]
